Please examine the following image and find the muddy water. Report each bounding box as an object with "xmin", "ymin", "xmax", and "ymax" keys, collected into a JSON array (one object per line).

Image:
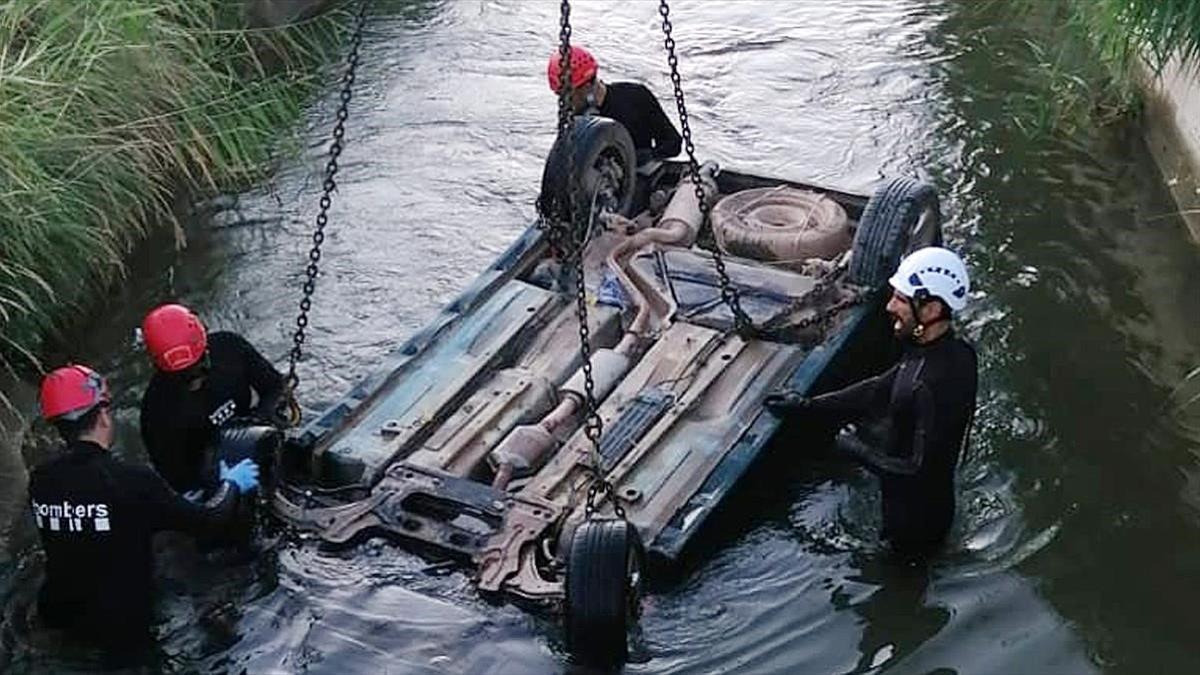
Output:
[{"xmin": 5, "ymin": 0, "xmax": 1200, "ymax": 672}]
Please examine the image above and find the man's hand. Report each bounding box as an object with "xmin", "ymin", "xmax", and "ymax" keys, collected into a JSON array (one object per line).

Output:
[
  {"xmin": 219, "ymin": 459, "xmax": 261, "ymax": 494},
  {"xmin": 763, "ymin": 390, "xmax": 812, "ymax": 414}
]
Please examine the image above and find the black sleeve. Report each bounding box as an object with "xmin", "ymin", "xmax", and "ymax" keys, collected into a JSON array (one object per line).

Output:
[
  {"xmin": 139, "ymin": 391, "xmax": 159, "ymax": 458},
  {"xmin": 231, "ymin": 334, "xmax": 285, "ymax": 416},
  {"xmin": 841, "ymin": 383, "xmax": 933, "ymax": 476},
  {"xmin": 132, "ymin": 465, "xmax": 239, "ymax": 535},
  {"xmin": 139, "ymin": 392, "xmax": 182, "ymax": 489},
  {"xmin": 808, "ymin": 364, "xmax": 899, "ymax": 420},
  {"xmin": 642, "ymin": 86, "xmax": 682, "ymax": 159}
]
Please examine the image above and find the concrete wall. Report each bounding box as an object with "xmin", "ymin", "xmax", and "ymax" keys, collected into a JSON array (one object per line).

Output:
[{"xmin": 1140, "ymin": 56, "xmax": 1200, "ymax": 243}]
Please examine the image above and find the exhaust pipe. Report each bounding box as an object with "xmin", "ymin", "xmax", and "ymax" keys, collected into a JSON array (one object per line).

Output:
[{"xmin": 489, "ymin": 164, "xmax": 719, "ymax": 490}]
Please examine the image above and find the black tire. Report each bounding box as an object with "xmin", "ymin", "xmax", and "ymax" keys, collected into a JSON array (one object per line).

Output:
[
  {"xmin": 209, "ymin": 423, "xmax": 282, "ymax": 490},
  {"xmin": 848, "ymin": 177, "xmax": 943, "ymax": 287},
  {"xmin": 539, "ymin": 116, "xmax": 637, "ymax": 231},
  {"xmin": 565, "ymin": 519, "xmax": 644, "ymax": 668}
]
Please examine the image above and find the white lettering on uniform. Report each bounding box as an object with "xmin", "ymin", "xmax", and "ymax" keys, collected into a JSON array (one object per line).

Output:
[
  {"xmin": 30, "ymin": 499, "xmax": 112, "ymax": 534},
  {"xmin": 209, "ymin": 400, "xmax": 237, "ymax": 427}
]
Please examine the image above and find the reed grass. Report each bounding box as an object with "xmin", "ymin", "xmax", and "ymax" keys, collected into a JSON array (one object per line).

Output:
[
  {"xmin": 0, "ymin": 0, "xmax": 351, "ymax": 395},
  {"xmin": 1079, "ymin": 0, "xmax": 1200, "ymax": 72},
  {"xmin": 989, "ymin": 0, "xmax": 1200, "ymax": 136}
]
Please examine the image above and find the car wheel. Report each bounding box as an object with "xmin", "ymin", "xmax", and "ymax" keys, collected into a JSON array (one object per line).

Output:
[
  {"xmin": 848, "ymin": 176, "xmax": 943, "ymax": 287},
  {"xmin": 564, "ymin": 518, "xmax": 644, "ymax": 668},
  {"xmin": 539, "ymin": 116, "xmax": 637, "ymax": 238}
]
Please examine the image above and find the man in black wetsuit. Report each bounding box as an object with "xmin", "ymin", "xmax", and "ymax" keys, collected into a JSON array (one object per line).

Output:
[
  {"xmin": 29, "ymin": 364, "xmax": 259, "ymax": 665},
  {"xmin": 547, "ymin": 45, "xmax": 682, "ymax": 164},
  {"xmin": 765, "ymin": 247, "xmax": 978, "ymax": 558},
  {"xmin": 139, "ymin": 303, "xmax": 285, "ymax": 495}
]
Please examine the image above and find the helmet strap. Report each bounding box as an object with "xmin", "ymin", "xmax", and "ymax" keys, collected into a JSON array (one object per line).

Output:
[
  {"xmin": 907, "ymin": 292, "xmax": 952, "ymax": 344},
  {"xmin": 905, "ymin": 294, "xmax": 926, "ymax": 342},
  {"xmin": 906, "ymin": 291, "xmax": 942, "ymax": 343},
  {"xmin": 586, "ymin": 78, "xmax": 603, "ymax": 109}
]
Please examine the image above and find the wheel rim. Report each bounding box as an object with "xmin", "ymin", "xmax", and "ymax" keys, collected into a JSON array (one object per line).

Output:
[{"xmin": 590, "ymin": 149, "xmax": 629, "ymax": 215}]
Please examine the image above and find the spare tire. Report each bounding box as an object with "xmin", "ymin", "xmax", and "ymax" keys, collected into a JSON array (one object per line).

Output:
[
  {"xmin": 712, "ymin": 186, "xmax": 852, "ymax": 267},
  {"xmin": 564, "ymin": 518, "xmax": 644, "ymax": 668},
  {"xmin": 538, "ymin": 116, "xmax": 637, "ymax": 232},
  {"xmin": 848, "ymin": 177, "xmax": 943, "ymax": 287}
]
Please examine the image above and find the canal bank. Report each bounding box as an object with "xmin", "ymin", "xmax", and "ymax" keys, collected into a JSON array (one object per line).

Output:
[
  {"xmin": 0, "ymin": 0, "xmax": 346, "ymax": 391},
  {"xmin": 1140, "ymin": 55, "xmax": 1200, "ymax": 242}
]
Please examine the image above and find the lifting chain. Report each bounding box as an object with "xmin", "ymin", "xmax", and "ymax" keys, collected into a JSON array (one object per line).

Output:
[
  {"xmin": 540, "ymin": 0, "xmax": 624, "ymax": 521},
  {"xmin": 786, "ymin": 280, "xmax": 872, "ymax": 336},
  {"xmin": 798, "ymin": 284, "xmax": 872, "ymax": 331},
  {"xmin": 535, "ymin": 0, "xmax": 578, "ymax": 259},
  {"xmin": 657, "ymin": 0, "xmax": 756, "ymax": 337},
  {"xmin": 757, "ymin": 261, "xmax": 872, "ymax": 340},
  {"xmin": 284, "ymin": 0, "xmax": 369, "ymax": 399}
]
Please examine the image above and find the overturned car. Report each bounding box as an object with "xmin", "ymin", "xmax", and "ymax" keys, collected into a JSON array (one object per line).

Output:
[{"xmin": 273, "ymin": 116, "xmax": 943, "ymax": 665}]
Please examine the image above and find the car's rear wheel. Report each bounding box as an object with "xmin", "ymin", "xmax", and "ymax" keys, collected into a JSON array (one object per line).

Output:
[
  {"xmin": 848, "ymin": 176, "xmax": 943, "ymax": 287},
  {"xmin": 564, "ymin": 518, "xmax": 644, "ymax": 668}
]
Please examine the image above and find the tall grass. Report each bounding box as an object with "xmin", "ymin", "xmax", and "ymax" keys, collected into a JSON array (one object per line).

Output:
[
  {"xmin": 1079, "ymin": 0, "xmax": 1200, "ymax": 71},
  {"xmin": 968, "ymin": 1, "xmax": 1140, "ymax": 137},
  {"xmin": 0, "ymin": 0, "xmax": 352, "ymax": 393},
  {"xmin": 995, "ymin": 0, "xmax": 1200, "ymax": 136}
]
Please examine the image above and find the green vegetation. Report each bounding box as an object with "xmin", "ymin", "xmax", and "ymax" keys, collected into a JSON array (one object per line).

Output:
[
  {"xmin": 1078, "ymin": 0, "xmax": 1200, "ymax": 71},
  {"xmin": 0, "ymin": 0, "xmax": 351, "ymax": 386},
  {"xmin": 991, "ymin": 0, "xmax": 1200, "ymax": 136}
]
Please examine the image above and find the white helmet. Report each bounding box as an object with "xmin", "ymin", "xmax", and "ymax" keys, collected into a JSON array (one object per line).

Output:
[{"xmin": 888, "ymin": 246, "xmax": 970, "ymax": 312}]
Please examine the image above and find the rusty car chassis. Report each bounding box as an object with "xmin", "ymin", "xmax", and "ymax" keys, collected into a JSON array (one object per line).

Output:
[{"xmin": 272, "ymin": 117, "xmax": 942, "ymax": 663}]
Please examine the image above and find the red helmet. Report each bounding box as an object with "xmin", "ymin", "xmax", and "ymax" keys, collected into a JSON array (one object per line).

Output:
[
  {"xmin": 40, "ymin": 364, "xmax": 110, "ymax": 422},
  {"xmin": 547, "ymin": 46, "xmax": 597, "ymax": 93},
  {"xmin": 142, "ymin": 303, "xmax": 207, "ymax": 372}
]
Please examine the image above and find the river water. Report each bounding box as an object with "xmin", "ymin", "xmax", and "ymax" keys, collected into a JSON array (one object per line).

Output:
[{"xmin": 4, "ymin": 0, "xmax": 1200, "ymax": 673}]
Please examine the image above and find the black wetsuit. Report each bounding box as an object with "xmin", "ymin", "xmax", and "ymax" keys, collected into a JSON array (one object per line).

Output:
[
  {"xmin": 140, "ymin": 331, "xmax": 283, "ymax": 493},
  {"xmin": 28, "ymin": 440, "xmax": 240, "ymax": 654},
  {"xmin": 809, "ymin": 332, "xmax": 978, "ymax": 554},
  {"xmin": 597, "ymin": 82, "xmax": 682, "ymax": 161}
]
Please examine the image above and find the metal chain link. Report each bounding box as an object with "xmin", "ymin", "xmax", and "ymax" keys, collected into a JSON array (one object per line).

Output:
[
  {"xmin": 657, "ymin": 0, "xmax": 756, "ymax": 337},
  {"xmin": 757, "ymin": 262, "xmax": 873, "ymax": 341},
  {"xmin": 574, "ymin": 207, "xmax": 625, "ymax": 521},
  {"xmin": 284, "ymin": 0, "xmax": 368, "ymax": 394},
  {"xmin": 535, "ymin": 0, "xmax": 578, "ymax": 259},
  {"xmin": 538, "ymin": 0, "xmax": 623, "ymax": 521},
  {"xmin": 796, "ymin": 284, "xmax": 871, "ymax": 331}
]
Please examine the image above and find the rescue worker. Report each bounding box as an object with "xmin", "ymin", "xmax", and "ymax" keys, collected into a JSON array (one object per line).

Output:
[
  {"xmin": 765, "ymin": 247, "xmax": 978, "ymax": 559},
  {"xmin": 547, "ymin": 45, "xmax": 682, "ymax": 164},
  {"xmin": 29, "ymin": 364, "xmax": 259, "ymax": 664},
  {"xmin": 139, "ymin": 303, "xmax": 285, "ymax": 495}
]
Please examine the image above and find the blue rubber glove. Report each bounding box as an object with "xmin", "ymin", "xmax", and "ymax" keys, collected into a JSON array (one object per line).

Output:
[{"xmin": 219, "ymin": 458, "xmax": 260, "ymax": 494}]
